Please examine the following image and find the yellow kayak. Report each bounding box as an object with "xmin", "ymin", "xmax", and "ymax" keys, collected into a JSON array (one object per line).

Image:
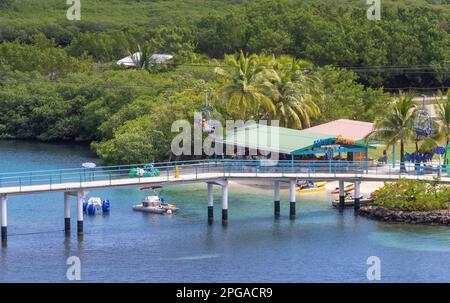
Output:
[
  {"xmin": 296, "ymin": 182, "xmax": 327, "ymax": 193},
  {"xmin": 296, "ymin": 187, "xmax": 326, "ymax": 193},
  {"xmin": 314, "ymin": 181, "xmax": 327, "ymax": 187}
]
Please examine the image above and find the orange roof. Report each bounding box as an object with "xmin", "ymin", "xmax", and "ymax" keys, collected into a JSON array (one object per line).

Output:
[{"xmin": 305, "ymin": 119, "xmax": 374, "ymax": 142}]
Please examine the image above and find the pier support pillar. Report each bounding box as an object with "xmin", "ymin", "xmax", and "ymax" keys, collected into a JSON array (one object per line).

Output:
[
  {"xmin": 64, "ymin": 192, "xmax": 71, "ymax": 235},
  {"xmin": 339, "ymin": 180, "xmax": 345, "ymax": 212},
  {"xmin": 354, "ymin": 181, "xmax": 361, "ymax": 212},
  {"xmin": 207, "ymin": 183, "xmax": 214, "ymax": 225},
  {"xmin": 77, "ymin": 191, "xmax": 84, "ymax": 235},
  {"xmin": 289, "ymin": 180, "xmax": 296, "ymax": 219},
  {"xmin": 1, "ymin": 194, "xmax": 7, "ymax": 243},
  {"xmin": 274, "ymin": 181, "xmax": 280, "ymax": 217},
  {"xmin": 221, "ymin": 181, "xmax": 229, "ymax": 226}
]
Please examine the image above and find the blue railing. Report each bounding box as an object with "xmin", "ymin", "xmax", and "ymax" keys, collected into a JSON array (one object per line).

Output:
[{"xmin": 0, "ymin": 159, "xmax": 448, "ymax": 191}]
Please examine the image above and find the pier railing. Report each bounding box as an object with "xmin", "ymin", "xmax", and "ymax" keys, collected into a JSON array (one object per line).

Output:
[{"xmin": 0, "ymin": 159, "xmax": 448, "ymax": 191}]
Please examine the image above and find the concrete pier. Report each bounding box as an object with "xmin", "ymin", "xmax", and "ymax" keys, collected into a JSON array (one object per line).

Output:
[
  {"xmin": 354, "ymin": 181, "xmax": 361, "ymax": 212},
  {"xmin": 1, "ymin": 194, "xmax": 7, "ymax": 243},
  {"xmin": 274, "ymin": 180, "xmax": 280, "ymax": 217},
  {"xmin": 77, "ymin": 191, "xmax": 84, "ymax": 235},
  {"xmin": 64, "ymin": 192, "xmax": 71, "ymax": 235},
  {"xmin": 289, "ymin": 180, "xmax": 296, "ymax": 219},
  {"xmin": 207, "ymin": 183, "xmax": 214, "ymax": 224},
  {"xmin": 0, "ymin": 158, "xmax": 449, "ymax": 245},
  {"xmin": 222, "ymin": 181, "xmax": 228, "ymax": 226},
  {"xmin": 339, "ymin": 180, "xmax": 345, "ymax": 212}
]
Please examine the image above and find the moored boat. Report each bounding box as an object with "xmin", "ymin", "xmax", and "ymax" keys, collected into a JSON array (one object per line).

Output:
[
  {"xmin": 296, "ymin": 181, "xmax": 327, "ymax": 193},
  {"xmin": 332, "ymin": 195, "xmax": 373, "ymax": 207},
  {"xmin": 133, "ymin": 186, "xmax": 179, "ymax": 214},
  {"xmin": 83, "ymin": 197, "xmax": 111, "ymax": 215},
  {"xmin": 331, "ymin": 184, "xmax": 355, "ymax": 194}
]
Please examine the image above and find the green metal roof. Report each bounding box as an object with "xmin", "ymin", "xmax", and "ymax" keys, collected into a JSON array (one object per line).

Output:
[{"xmin": 218, "ymin": 123, "xmax": 332, "ymax": 155}]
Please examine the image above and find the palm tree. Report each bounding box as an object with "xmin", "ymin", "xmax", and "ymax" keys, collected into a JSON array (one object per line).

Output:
[
  {"xmin": 434, "ymin": 92, "xmax": 450, "ymax": 163},
  {"xmin": 129, "ymin": 44, "xmax": 156, "ymax": 70},
  {"xmin": 270, "ymin": 57, "xmax": 321, "ymax": 129},
  {"xmin": 367, "ymin": 94, "xmax": 417, "ymax": 171},
  {"xmin": 214, "ymin": 51, "xmax": 276, "ymax": 119}
]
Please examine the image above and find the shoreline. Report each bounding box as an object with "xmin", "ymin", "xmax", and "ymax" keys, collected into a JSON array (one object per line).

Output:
[{"xmin": 359, "ymin": 206, "xmax": 450, "ymax": 226}]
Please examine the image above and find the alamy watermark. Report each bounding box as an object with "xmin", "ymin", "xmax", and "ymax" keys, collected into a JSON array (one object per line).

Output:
[
  {"xmin": 367, "ymin": 0, "xmax": 381, "ymax": 21},
  {"xmin": 366, "ymin": 256, "xmax": 381, "ymax": 281},
  {"xmin": 66, "ymin": 256, "xmax": 81, "ymax": 281},
  {"xmin": 67, "ymin": 0, "xmax": 81, "ymax": 21},
  {"xmin": 171, "ymin": 115, "xmax": 280, "ymax": 162}
]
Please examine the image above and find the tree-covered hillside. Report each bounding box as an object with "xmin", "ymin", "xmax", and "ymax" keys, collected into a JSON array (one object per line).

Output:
[
  {"xmin": 0, "ymin": 0, "xmax": 448, "ymax": 163},
  {"xmin": 1, "ymin": 0, "xmax": 448, "ymax": 87}
]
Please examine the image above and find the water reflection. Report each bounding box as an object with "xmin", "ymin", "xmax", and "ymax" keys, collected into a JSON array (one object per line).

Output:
[{"xmin": 370, "ymin": 224, "xmax": 450, "ymax": 252}]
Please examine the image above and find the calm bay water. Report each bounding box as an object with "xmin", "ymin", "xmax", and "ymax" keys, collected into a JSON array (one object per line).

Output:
[{"xmin": 1, "ymin": 140, "xmax": 450, "ymax": 282}]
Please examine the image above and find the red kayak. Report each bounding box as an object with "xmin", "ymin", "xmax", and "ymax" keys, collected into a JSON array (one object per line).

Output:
[{"xmin": 331, "ymin": 184, "xmax": 355, "ymax": 194}]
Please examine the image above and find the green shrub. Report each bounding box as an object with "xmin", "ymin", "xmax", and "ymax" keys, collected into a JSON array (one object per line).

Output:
[{"xmin": 374, "ymin": 179, "xmax": 450, "ymax": 211}]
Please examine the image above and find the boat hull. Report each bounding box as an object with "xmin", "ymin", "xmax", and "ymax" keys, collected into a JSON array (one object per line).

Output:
[
  {"xmin": 133, "ymin": 205, "xmax": 179, "ymax": 214},
  {"xmin": 296, "ymin": 187, "xmax": 326, "ymax": 193},
  {"xmin": 331, "ymin": 185, "xmax": 355, "ymax": 194},
  {"xmin": 314, "ymin": 181, "xmax": 327, "ymax": 187},
  {"xmin": 332, "ymin": 199, "xmax": 373, "ymax": 207}
]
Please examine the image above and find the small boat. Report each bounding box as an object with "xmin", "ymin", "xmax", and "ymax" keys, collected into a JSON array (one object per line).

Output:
[
  {"xmin": 313, "ymin": 181, "xmax": 327, "ymax": 187},
  {"xmin": 133, "ymin": 186, "xmax": 179, "ymax": 214},
  {"xmin": 331, "ymin": 184, "xmax": 355, "ymax": 194},
  {"xmin": 332, "ymin": 195, "xmax": 373, "ymax": 207},
  {"xmin": 83, "ymin": 197, "xmax": 111, "ymax": 215},
  {"xmin": 296, "ymin": 181, "xmax": 327, "ymax": 193}
]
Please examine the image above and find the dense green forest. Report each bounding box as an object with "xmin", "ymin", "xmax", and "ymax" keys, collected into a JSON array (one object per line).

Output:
[{"xmin": 0, "ymin": 0, "xmax": 449, "ymax": 164}]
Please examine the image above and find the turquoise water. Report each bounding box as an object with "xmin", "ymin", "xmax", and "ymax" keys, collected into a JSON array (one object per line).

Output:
[{"xmin": 1, "ymin": 140, "xmax": 450, "ymax": 282}]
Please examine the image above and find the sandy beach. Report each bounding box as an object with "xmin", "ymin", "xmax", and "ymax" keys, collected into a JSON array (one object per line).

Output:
[
  {"xmin": 324, "ymin": 181, "xmax": 384, "ymax": 195},
  {"xmin": 230, "ymin": 180, "xmax": 385, "ymax": 197}
]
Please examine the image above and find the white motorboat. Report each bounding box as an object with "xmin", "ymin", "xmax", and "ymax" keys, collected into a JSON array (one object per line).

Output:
[
  {"xmin": 332, "ymin": 195, "xmax": 373, "ymax": 207},
  {"xmin": 132, "ymin": 186, "xmax": 179, "ymax": 214}
]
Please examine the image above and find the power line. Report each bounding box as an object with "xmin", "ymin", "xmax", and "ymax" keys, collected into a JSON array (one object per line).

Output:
[
  {"xmin": 0, "ymin": 78, "xmax": 448, "ymax": 98},
  {"xmin": 335, "ymin": 64, "xmax": 450, "ymax": 69},
  {"xmin": 0, "ymin": 52, "xmax": 449, "ymax": 73},
  {"xmin": 1, "ymin": 77, "xmax": 448, "ymax": 90}
]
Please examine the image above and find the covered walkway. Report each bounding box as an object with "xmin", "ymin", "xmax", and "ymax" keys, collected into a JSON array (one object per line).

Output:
[{"xmin": 218, "ymin": 121, "xmax": 375, "ymax": 165}]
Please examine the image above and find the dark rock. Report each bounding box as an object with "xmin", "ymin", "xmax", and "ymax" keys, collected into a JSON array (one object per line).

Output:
[{"xmin": 359, "ymin": 206, "xmax": 450, "ymax": 226}]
